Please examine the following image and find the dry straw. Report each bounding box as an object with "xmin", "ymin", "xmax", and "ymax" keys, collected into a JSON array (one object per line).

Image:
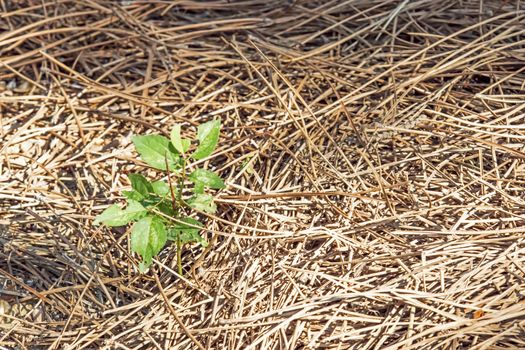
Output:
[{"xmin": 1, "ymin": 0, "xmax": 525, "ymax": 349}]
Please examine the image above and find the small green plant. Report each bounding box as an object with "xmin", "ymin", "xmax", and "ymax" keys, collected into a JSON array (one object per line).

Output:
[{"xmin": 95, "ymin": 120, "xmax": 224, "ymax": 274}]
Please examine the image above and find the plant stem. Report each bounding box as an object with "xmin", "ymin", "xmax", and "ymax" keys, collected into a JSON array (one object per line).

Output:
[
  {"xmin": 177, "ymin": 235, "xmax": 182, "ymax": 275},
  {"xmin": 177, "ymin": 157, "xmax": 187, "ymax": 207},
  {"xmin": 165, "ymin": 154, "xmax": 183, "ymax": 276},
  {"xmin": 175, "ymin": 157, "xmax": 187, "ymax": 276}
]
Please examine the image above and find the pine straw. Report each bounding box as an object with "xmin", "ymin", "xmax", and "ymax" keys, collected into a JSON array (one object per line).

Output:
[{"xmin": 1, "ymin": 0, "xmax": 525, "ymax": 349}]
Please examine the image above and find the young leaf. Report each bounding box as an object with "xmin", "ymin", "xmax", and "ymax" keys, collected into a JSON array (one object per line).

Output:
[
  {"xmin": 191, "ymin": 120, "xmax": 220, "ymax": 160},
  {"xmin": 132, "ymin": 135, "xmax": 181, "ymax": 171},
  {"xmin": 188, "ymin": 168, "xmax": 225, "ymax": 190},
  {"xmin": 94, "ymin": 204, "xmax": 131, "ymax": 227},
  {"xmin": 131, "ymin": 216, "xmax": 167, "ymax": 265},
  {"xmin": 128, "ymin": 173, "xmax": 152, "ymax": 196},
  {"xmin": 188, "ymin": 193, "xmax": 217, "ymax": 213},
  {"xmin": 151, "ymin": 180, "xmax": 170, "ymax": 196},
  {"xmin": 170, "ymin": 124, "xmax": 191, "ymax": 154}
]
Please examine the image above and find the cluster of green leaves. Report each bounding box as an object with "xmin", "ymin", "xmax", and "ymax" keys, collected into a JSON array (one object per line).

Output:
[{"xmin": 95, "ymin": 120, "xmax": 224, "ymax": 273}]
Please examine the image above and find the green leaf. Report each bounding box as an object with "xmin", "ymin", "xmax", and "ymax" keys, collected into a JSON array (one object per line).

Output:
[
  {"xmin": 131, "ymin": 217, "xmax": 151, "ymax": 257},
  {"xmin": 152, "ymin": 180, "xmax": 170, "ymax": 196},
  {"xmin": 191, "ymin": 120, "xmax": 220, "ymax": 160},
  {"xmin": 131, "ymin": 216, "xmax": 167, "ymax": 265},
  {"xmin": 180, "ymin": 229, "xmax": 208, "ymax": 247},
  {"xmin": 128, "ymin": 173, "xmax": 152, "ymax": 196},
  {"xmin": 173, "ymin": 217, "xmax": 203, "ymax": 235},
  {"xmin": 170, "ymin": 124, "xmax": 191, "ymax": 154},
  {"xmin": 141, "ymin": 245, "xmax": 154, "ymax": 267},
  {"xmin": 138, "ymin": 262, "xmax": 150, "ymax": 273},
  {"xmin": 124, "ymin": 200, "xmax": 148, "ymax": 221},
  {"xmin": 94, "ymin": 201, "xmax": 147, "ymax": 227},
  {"xmin": 188, "ymin": 193, "xmax": 217, "ymax": 213},
  {"xmin": 94, "ymin": 205, "xmax": 130, "ymax": 226},
  {"xmin": 132, "ymin": 135, "xmax": 181, "ymax": 171},
  {"xmin": 181, "ymin": 139, "xmax": 191, "ymax": 153},
  {"xmin": 193, "ymin": 182, "xmax": 205, "ymax": 194},
  {"xmin": 150, "ymin": 216, "xmax": 168, "ymax": 253},
  {"xmin": 157, "ymin": 200, "xmax": 176, "ymax": 216},
  {"xmin": 189, "ymin": 168, "xmax": 225, "ymax": 190},
  {"xmin": 123, "ymin": 190, "xmax": 143, "ymax": 201},
  {"xmin": 170, "ymin": 124, "xmax": 183, "ymax": 152},
  {"xmin": 168, "ymin": 217, "xmax": 207, "ymax": 247}
]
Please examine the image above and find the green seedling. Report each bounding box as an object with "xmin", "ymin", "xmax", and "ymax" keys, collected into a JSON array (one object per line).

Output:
[{"xmin": 95, "ymin": 120, "xmax": 224, "ymax": 274}]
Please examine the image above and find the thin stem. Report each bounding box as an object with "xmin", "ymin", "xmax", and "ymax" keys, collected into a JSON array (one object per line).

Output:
[
  {"xmin": 177, "ymin": 237, "xmax": 182, "ymax": 275},
  {"xmin": 177, "ymin": 157, "xmax": 187, "ymax": 207},
  {"xmin": 165, "ymin": 154, "xmax": 183, "ymax": 276},
  {"xmin": 176, "ymin": 157, "xmax": 187, "ymax": 276}
]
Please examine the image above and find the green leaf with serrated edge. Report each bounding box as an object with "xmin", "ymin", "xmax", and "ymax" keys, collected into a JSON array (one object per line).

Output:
[
  {"xmin": 131, "ymin": 217, "xmax": 152, "ymax": 257},
  {"xmin": 94, "ymin": 205, "xmax": 130, "ymax": 226},
  {"xmin": 188, "ymin": 193, "xmax": 216, "ymax": 213},
  {"xmin": 132, "ymin": 135, "xmax": 181, "ymax": 171},
  {"xmin": 123, "ymin": 190, "xmax": 143, "ymax": 201},
  {"xmin": 128, "ymin": 174, "xmax": 152, "ymax": 196},
  {"xmin": 189, "ymin": 168, "xmax": 225, "ymax": 190},
  {"xmin": 191, "ymin": 120, "xmax": 220, "ymax": 160},
  {"xmin": 151, "ymin": 180, "xmax": 170, "ymax": 196},
  {"xmin": 95, "ymin": 200, "xmax": 147, "ymax": 227},
  {"xmin": 150, "ymin": 216, "xmax": 167, "ymax": 253},
  {"xmin": 131, "ymin": 216, "xmax": 167, "ymax": 264},
  {"xmin": 170, "ymin": 124, "xmax": 191, "ymax": 154}
]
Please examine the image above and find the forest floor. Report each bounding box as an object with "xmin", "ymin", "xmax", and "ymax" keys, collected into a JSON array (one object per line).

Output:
[{"xmin": 1, "ymin": 1, "xmax": 525, "ymax": 349}]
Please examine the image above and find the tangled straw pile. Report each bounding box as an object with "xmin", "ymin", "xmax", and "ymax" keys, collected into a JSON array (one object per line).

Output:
[{"xmin": 1, "ymin": 1, "xmax": 525, "ymax": 349}]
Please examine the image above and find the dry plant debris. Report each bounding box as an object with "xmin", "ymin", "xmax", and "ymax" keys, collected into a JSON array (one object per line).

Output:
[{"xmin": 1, "ymin": 1, "xmax": 525, "ymax": 349}]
